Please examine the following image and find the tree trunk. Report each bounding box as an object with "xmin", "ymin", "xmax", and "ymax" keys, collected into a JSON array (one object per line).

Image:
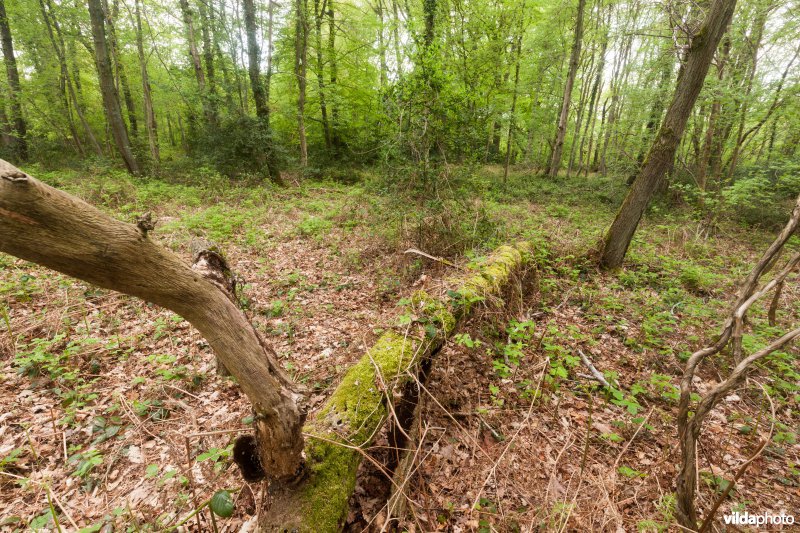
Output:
[
  {"xmin": 696, "ymin": 38, "xmax": 729, "ymax": 191},
  {"xmin": 727, "ymin": 39, "xmax": 799, "ymax": 180},
  {"xmin": 88, "ymin": 0, "xmax": 140, "ymax": 174},
  {"xmin": 567, "ymin": 48, "xmax": 593, "ymax": 179},
  {"xmin": 503, "ymin": 32, "xmax": 523, "ymax": 184},
  {"xmin": 242, "ymin": 0, "xmax": 281, "ymax": 183},
  {"xmin": 295, "ymin": 0, "xmax": 309, "ymax": 166},
  {"xmin": 328, "ymin": 0, "xmax": 342, "ymax": 153},
  {"xmin": 179, "ymin": 0, "xmax": 216, "ymax": 127},
  {"xmin": 628, "ymin": 46, "xmax": 673, "ymax": 185},
  {"xmin": 599, "ymin": 0, "xmax": 737, "ymax": 270},
  {"xmin": 0, "ymin": 159, "xmax": 306, "ymax": 482},
  {"xmin": 197, "ymin": 0, "xmax": 218, "ymax": 107},
  {"xmin": 599, "ymin": 7, "xmax": 635, "ymax": 176},
  {"xmin": 390, "ymin": 0, "xmax": 403, "ymax": 79},
  {"xmin": 376, "ymin": 0, "xmax": 388, "ymax": 88},
  {"xmin": 243, "ymin": 0, "xmax": 268, "ymax": 120},
  {"xmin": 0, "ymin": 95, "xmax": 10, "ymax": 148},
  {"xmin": 42, "ymin": 0, "xmax": 103, "ymax": 156},
  {"xmin": 314, "ymin": 0, "xmax": 332, "ymax": 151},
  {"xmin": 39, "ymin": 0, "xmax": 84, "ymax": 156},
  {"xmin": 260, "ymin": 242, "xmax": 533, "ymax": 531},
  {"xmin": 265, "ymin": 0, "xmax": 275, "ymax": 113},
  {"xmin": 548, "ymin": 0, "xmax": 585, "ymax": 178},
  {"xmin": 105, "ymin": 0, "xmax": 138, "ymax": 138},
  {"xmin": 0, "ymin": 0, "xmax": 27, "ymax": 161},
  {"xmin": 134, "ymin": 0, "xmax": 160, "ymax": 165},
  {"xmin": 209, "ymin": 0, "xmax": 236, "ymax": 114},
  {"xmin": 581, "ymin": 11, "xmax": 608, "ymax": 176}
]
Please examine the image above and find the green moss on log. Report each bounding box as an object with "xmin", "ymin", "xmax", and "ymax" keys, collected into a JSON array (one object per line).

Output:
[
  {"xmin": 316, "ymin": 330, "xmax": 417, "ymax": 444},
  {"xmin": 457, "ymin": 242, "xmax": 532, "ymax": 311},
  {"xmin": 261, "ymin": 242, "xmax": 534, "ymax": 531},
  {"xmin": 411, "ymin": 289, "xmax": 457, "ymax": 335},
  {"xmin": 299, "ymin": 437, "xmax": 361, "ymax": 531}
]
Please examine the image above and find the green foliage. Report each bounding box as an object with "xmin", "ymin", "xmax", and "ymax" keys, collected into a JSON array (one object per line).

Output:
[
  {"xmin": 618, "ymin": 465, "xmax": 646, "ymax": 478},
  {"xmin": 719, "ymin": 162, "xmax": 800, "ymax": 228},
  {"xmin": 197, "ymin": 444, "xmax": 234, "ymax": 473},
  {"xmin": 193, "ymin": 115, "xmax": 284, "ymax": 180},
  {"xmin": 297, "ymin": 215, "xmax": 333, "ymax": 238},
  {"xmin": 69, "ymin": 448, "xmax": 103, "ymax": 480},
  {"xmin": 0, "ymin": 448, "xmax": 24, "ymax": 473},
  {"xmin": 210, "ymin": 490, "xmax": 235, "ymax": 518}
]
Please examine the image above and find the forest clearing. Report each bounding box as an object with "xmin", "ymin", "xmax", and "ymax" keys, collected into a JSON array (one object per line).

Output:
[{"xmin": 0, "ymin": 0, "xmax": 799, "ymax": 530}]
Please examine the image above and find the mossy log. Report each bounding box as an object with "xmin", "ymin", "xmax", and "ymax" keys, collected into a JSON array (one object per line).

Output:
[{"xmin": 260, "ymin": 242, "xmax": 533, "ymax": 532}]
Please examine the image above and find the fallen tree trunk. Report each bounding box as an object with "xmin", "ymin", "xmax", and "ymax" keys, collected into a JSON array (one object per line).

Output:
[
  {"xmin": 0, "ymin": 159, "xmax": 306, "ymax": 482},
  {"xmin": 261, "ymin": 242, "xmax": 533, "ymax": 531}
]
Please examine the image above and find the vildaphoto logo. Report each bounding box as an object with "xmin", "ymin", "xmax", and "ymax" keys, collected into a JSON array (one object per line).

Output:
[{"xmin": 722, "ymin": 511, "xmax": 795, "ymax": 526}]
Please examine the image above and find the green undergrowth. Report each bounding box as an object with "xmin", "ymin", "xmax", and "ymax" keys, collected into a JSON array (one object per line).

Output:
[{"xmin": 4, "ymin": 162, "xmax": 799, "ymax": 529}]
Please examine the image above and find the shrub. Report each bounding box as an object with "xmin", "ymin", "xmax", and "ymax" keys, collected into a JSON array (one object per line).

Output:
[{"xmin": 192, "ymin": 115, "xmax": 285, "ymax": 181}]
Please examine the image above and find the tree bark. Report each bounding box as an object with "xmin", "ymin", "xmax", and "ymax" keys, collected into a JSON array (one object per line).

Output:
[
  {"xmin": 548, "ymin": 0, "xmax": 586, "ymax": 178},
  {"xmin": 39, "ymin": 0, "xmax": 84, "ymax": 156},
  {"xmin": 265, "ymin": 0, "xmax": 275, "ymax": 110},
  {"xmin": 0, "ymin": 159, "xmax": 306, "ymax": 482},
  {"xmin": 628, "ymin": 45, "xmax": 673, "ymax": 185},
  {"xmin": 179, "ymin": 0, "xmax": 216, "ymax": 127},
  {"xmin": 0, "ymin": 0, "xmax": 27, "ymax": 161},
  {"xmin": 105, "ymin": 0, "xmax": 138, "ymax": 138},
  {"xmin": 503, "ymin": 31, "xmax": 523, "ymax": 184},
  {"xmin": 328, "ymin": 0, "xmax": 342, "ymax": 153},
  {"xmin": 197, "ymin": 0, "xmax": 218, "ymax": 105},
  {"xmin": 599, "ymin": 0, "xmax": 737, "ymax": 270},
  {"xmin": 696, "ymin": 38, "xmax": 729, "ymax": 192},
  {"xmin": 295, "ymin": 0, "xmax": 309, "ymax": 166},
  {"xmin": 88, "ymin": 0, "xmax": 140, "ymax": 174},
  {"xmin": 243, "ymin": 0, "xmax": 268, "ymax": 120},
  {"xmin": 314, "ymin": 0, "xmax": 332, "ymax": 151},
  {"xmin": 42, "ymin": 0, "xmax": 103, "ymax": 157},
  {"xmin": 580, "ymin": 9, "xmax": 608, "ymax": 176},
  {"xmin": 134, "ymin": 0, "xmax": 160, "ymax": 165},
  {"xmin": 0, "ymin": 94, "xmax": 10, "ymax": 148}
]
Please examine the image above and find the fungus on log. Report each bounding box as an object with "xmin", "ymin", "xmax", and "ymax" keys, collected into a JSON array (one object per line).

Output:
[
  {"xmin": 0, "ymin": 159, "xmax": 306, "ymax": 482},
  {"xmin": 261, "ymin": 242, "xmax": 534, "ymax": 531}
]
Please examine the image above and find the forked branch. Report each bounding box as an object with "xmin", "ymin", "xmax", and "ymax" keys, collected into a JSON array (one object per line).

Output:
[{"xmin": 675, "ymin": 194, "xmax": 800, "ymax": 529}]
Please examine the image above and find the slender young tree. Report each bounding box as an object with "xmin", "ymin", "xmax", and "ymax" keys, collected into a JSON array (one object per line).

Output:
[
  {"xmin": 39, "ymin": 0, "xmax": 84, "ymax": 156},
  {"xmin": 599, "ymin": 0, "xmax": 738, "ymax": 270},
  {"xmin": 295, "ymin": 0, "xmax": 309, "ymax": 166},
  {"xmin": 88, "ymin": 0, "xmax": 140, "ymax": 174},
  {"xmin": 547, "ymin": 0, "xmax": 586, "ymax": 178},
  {"xmin": 0, "ymin": 0, "xmax": 27, "ymax": 161},
  {"xmin": 243, "ymin": 0, "xmax": 268, "ymax": 120},
  {"xmin": 503, "ymin": 21, "xmax": 524, "ymax": 183},
  {"xmin": 105, "ymin": 0, "xmax": 138, "ymax": 137},
  {"xmin": 179, "ymin": 0, "xmax": 216, "ymax": 127},
  {"xmin": 314, "ymin": 0, "xmax": 332, "ymax": 151},
  {"xmin": 41, "ymin": 0, "xmax": 103, "ymax": 156},
  {"xmin": 242, "ymin": 0, "xmax": 281, "ymax": 183},
  {"xmin": 134, "ymin": 0, "xmax": 159, "ymax": 165}
]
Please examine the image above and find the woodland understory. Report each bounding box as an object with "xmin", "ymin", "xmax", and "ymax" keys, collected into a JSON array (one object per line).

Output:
[
  {"xmin": 1, "ymin": 167, "xmax": 798, "ymax": 531},
  {"xmin": 1, "ymin": 0, "xmax": 800, "ymax": 529}
]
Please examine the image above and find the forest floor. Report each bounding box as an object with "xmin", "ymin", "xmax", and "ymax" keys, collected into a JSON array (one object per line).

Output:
[{"xmin": 0, "ymin": 165, "xmax": 798, "ymax": 532}]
